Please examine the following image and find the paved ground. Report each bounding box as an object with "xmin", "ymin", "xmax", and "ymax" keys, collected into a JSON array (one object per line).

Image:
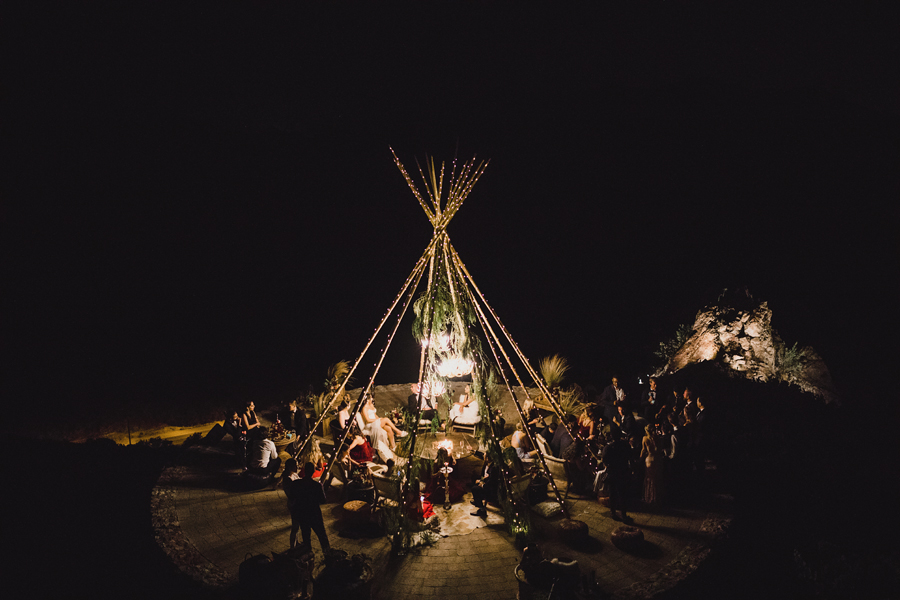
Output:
[
  {"xmin": 155, "ymin": 437, "xmax": 730, "ymax": 599},
  {"xmin": 151, "ymin": 385, "xmax": 731, "ymax": 598}
]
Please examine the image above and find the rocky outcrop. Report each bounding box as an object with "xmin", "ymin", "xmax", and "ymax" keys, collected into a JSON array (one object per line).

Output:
[{"xmin": 656, "ymin": 291, "xmax": 840, "ymax": 404}]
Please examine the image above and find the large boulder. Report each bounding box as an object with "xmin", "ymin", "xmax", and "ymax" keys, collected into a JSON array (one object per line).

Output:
[{"xmin": 656, "ymin": 290, "xmax": 840, "ymax": 404}]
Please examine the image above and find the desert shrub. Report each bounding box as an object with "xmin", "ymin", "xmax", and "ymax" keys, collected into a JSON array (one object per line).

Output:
[{"xmin": 654, "ymin": 323, "xmax": 693, "ymax": 364}]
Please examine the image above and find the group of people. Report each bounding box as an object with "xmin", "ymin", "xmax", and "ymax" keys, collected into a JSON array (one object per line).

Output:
[
  {"xmin": 556, "ymin": 377, "xmax": 711, "ymax": 522},
  {"xmin": 223, "ymin": 400, "xmax": 283, "ymax": 477}
]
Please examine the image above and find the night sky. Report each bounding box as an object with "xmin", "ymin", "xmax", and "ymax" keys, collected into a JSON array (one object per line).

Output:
[{"xmin": 4, "ymin": 4, "xmax": 898, "ymax": 428}]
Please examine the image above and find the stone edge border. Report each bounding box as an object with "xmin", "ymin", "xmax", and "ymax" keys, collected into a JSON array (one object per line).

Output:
[
  {"xmin": 613, "ymin": 514, "xmax": 733, "ymax": 599},
  {"xmin": 151, "ymin": 465, "xmax": 235, "ymax": 590}
]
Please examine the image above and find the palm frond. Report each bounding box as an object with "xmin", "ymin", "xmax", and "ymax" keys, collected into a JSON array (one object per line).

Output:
[
  {"xmin": 325, "ymin": 360, "xmax": 352, "ymax": 388},
  {"xmin": 540, "ymin": 354, "xmax": 570, "ymax": 390}
]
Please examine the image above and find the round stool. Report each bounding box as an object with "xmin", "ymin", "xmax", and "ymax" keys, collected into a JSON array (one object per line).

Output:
[
  {"xmin": 611, "ymin": 525, "xmax": 644, "ymax": 551},
  {"xmin": 342, "ymin": 500, "xmax": 371, "ymax": 527},
  {"xmin": 557, "ymin": 518, "xmax": 589, "ymax": 545}
]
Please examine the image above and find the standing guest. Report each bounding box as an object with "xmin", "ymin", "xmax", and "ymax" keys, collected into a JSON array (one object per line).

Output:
[
  {"xmin": 599, "ymin": 376, "xmax": 627, "ymax": 422},
  {"xmin": 283, "ymin": 399, "xmax": 309, "ymax": 447},
  {"xmin": 223, "ymin": 409, "xmax": 248, "ymax": 470},
  {"xmin": 280, "ymin": 459, "xmax": 305, "ymax": 549},
  {"xmin": 602, "ymin": 429, "xmax": 633, "ymax": 523},
  {"xmin": 613, "ymin": 402, "xmax": 638, "ymax": 441},
  {"xmin": 242, "ymin": 400, "xmax": 262, "ymax": 433},
  {"xmin": 640, "ymin": 378, "xmax": 666, "ymax": 424},
  {"xmin": 640, "ymin": 425, "xmax": 666, "ymax": 506},
  {"xmin": 249, "ymin": 427, "xmax": 281, "ymax": 479},
  {"xmin": 286, "ymin": 462, "xmax": 330, "ymax": 553}
]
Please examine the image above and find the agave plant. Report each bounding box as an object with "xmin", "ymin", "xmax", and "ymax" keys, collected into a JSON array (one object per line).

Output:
[
  {"xmin": 540, "ymin": 354, "xmax": 570, "ymax": 391},
  {"xmin": 557, "ymin": 384, "xmax": 587, "ymax": 417}
]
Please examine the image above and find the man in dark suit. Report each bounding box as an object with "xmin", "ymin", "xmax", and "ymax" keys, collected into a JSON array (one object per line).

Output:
[
  {"xmin": 614, "ymin": 402, "xmax": 638, "ymax": 441},
  {"xmin": 283, "ymin": 399, "xmax": 310, "ymax": 452},
  {"xmin": 550, "ymin": 414, "xmax": 577, "ymax": 458},
  {"xmin": 407, "ymin": 384, "xmax": 437, "ymax": 421},
  {"xmin": 640, "ymin": 377, "xmax": 667, "ymax": 424},
  {"xmin": 598, "ymin": 376, "xmax": 626, "ymax": 423},
  {"xmin": 602, "ymin": 428, "xmax": 633, "ymax": 523}
]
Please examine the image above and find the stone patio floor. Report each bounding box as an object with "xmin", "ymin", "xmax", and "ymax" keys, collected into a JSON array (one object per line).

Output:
[{"xmin": 153, "ymin": 438, "xmax": 731, "ymax": 600}]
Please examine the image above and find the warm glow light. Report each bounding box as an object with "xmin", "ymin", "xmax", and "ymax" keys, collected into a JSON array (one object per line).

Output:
[
  {"xmin": 435, "ymin": 356, "xmax": 474, "ymax": 377},
  {"xmin": 421, "ymin": 332, "xmax": 451, "ymax": 352},
  {"xmin": 436, "ymin": 439, "xmax": 454, "ymax": 452}
]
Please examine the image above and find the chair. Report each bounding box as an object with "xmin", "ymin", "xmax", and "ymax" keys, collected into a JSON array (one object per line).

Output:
[
  {"xmin": 449, "ymin": 399, "xmax": 481, "ymax": 434},
  {"xmin": 371, "ymin": 472, "xmax": 402, "ymax": 508},
  {"xmin": 535, "ymin": 434, "xmax": 569, "ymax": 498},
  {"xmin": 324, "ymin": 459, "xmax": 350, "ymax": 501},
  {"xmin": 449, "ymin": 420, "xmax": 477, "ymax": 434},
  {"xmin": 508, "ymin": 473, "xmax": 533, "ymax": 504}
]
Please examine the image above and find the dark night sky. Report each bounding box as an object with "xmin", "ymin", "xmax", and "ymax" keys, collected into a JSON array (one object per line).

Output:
[{"xmin": 3, "ymin": 4, "xmax": 898, "ymax": 425}]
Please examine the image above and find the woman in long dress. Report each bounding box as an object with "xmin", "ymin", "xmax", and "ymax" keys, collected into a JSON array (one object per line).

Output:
[
  {"xmin": 361, "ymin": 395, "xmax": 406, "ymax": 449},
  {"xmin": 640, "ymin": 425, "xmax": 666, "ymax": 506},
  {"xmin": 449, "ymin": 384, "xmax": 479, "ymax": 424}
]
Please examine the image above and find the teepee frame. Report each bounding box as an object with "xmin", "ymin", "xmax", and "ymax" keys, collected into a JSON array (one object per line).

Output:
[{"xmin": 294, "ymin": 149, "xmax": 582, "ymax": 521}]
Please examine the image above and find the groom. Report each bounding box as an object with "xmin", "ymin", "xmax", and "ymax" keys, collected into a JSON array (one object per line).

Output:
[{"xmin": 407, "ymin": 383, "xmax": 437, "ymax": 421}]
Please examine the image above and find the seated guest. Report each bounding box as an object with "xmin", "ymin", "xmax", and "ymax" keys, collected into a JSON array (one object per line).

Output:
[
  {"xmin": 470, "ymin": 455, "xmax": 499, "ymax": 518},
  {"xmin": 337, "ymin": 400, "xmax": 352, "ymax": 430},
  {"xmin": 512, "ymin": 421, "xmax": 538, "ymax": 462},
  {"xmin": 562, "ymin": 437, "xmax": 592, "ymax": 495},
  {"xmin": 407, "ymin": 383, "xmax": 437, "ymax": 421},
  {"xmin": 361, "ymin": 394, "xmax": 407, "ymax": 450},
  {"xmin": 543, "ymin": 421, "xmax": 558, "ymax": 446},
  {"xmin": 576, "ymin": 406, "xmax": 596, "ymax": 441},
  {"xmin": 223, "ymin": 409, "xmax": 248, "ymax": 469},
  {"xmin": 449, "ymin": 385, "xmax": 481, "ymax": 424},
  {"xmin": 341, "ymin": 425, "xmax": 375, "ymax": 470},
  {"xmin": 425, "ymin": 446, "xmax": 465, "ymax": 503},
  {"xmin": 551, "ymin": 414, "xmax": 577, "ymax": 458},
  {"xmin": 521, "ymin": 398, "xmax": 544, "ymax": 435},
  {"xmin": 296, "ymin": 438, "xmax": 327, "ymax": 479},
  {"xmin": 242, "ymin": 400, "xmax": 262, "ymax": 433},
  {"xmin": 249, "ymin": 426, "xmax": 281, "ymax": 478}
]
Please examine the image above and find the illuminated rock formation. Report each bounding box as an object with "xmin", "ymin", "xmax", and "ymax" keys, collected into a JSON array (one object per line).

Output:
[{"xmin": 657, "ymin": 290, "xmax": 840, "ymax": 404}]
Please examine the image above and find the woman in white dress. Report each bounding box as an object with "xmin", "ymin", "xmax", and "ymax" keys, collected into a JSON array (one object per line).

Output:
[
  {"xmin": 449, "ymin": 385, "xmax": 480, "ymax": 424},
  {"xmin": 361, "ymin": 395, "xmax": 406, "ymax": 450}
]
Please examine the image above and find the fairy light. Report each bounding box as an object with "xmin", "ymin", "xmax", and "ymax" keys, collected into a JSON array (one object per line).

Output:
[
  {"xmin": 297, "ymin": 237, "xmax": 436, "ymax": 464},
  {"xmin": 449, "ymin": 243, "xmax": 586, "ymax": 459},
  {"xmin": 449, "ymin": 247, "xmax": 570, "ymax": 518},
  {"xmin": 316, "ymin": 148, "xmax": 567, "ymax": 530}
]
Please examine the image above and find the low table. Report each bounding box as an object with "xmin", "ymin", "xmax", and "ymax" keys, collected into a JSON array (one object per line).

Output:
[{"xmin": 413, "ymin": 431, "xmax": 477, "ymax": 461}]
